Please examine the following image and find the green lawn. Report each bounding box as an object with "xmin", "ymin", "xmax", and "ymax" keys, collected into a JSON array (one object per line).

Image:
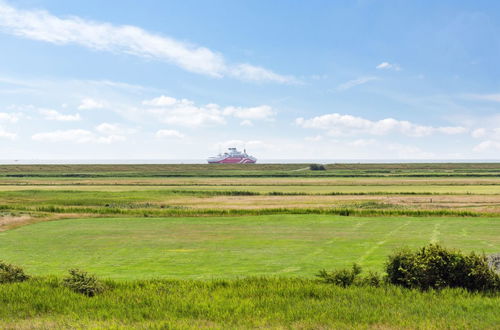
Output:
[{"xmin": 1, "ymin": 215, "xmax": 498, "ymax": 279}]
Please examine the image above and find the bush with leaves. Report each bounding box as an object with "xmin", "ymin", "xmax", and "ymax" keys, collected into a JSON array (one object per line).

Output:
[
  {"xmin": 309, "ymin": 164, "xmax": 326, "ymax": 171},
  {"xmin": 358, "ymin": 271, "xmax": 383, "ymax": 287},
  {"xmin": 317, "ymin": 263, "xmax": 382, "ymax": 287},
  {"xmin": 0, "ymin": 260, "xmax": 30, "ymax": 283},
  {"xmin": 63, "ymin": 269, "xmax": 105, "ymax": 297},
  {"xmin": 386, "ymin": 244, "xmax": 500, "ymax": 292}
]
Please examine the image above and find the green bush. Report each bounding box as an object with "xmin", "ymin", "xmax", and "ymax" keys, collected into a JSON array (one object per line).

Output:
[
  {"xmin": 309, "ymin": 164, "xmax": 326, "ymax": 171},
  {"xmin": 0, "ymin": 260, "xmax": 30, "ymax": 283},
  {"xmin": 358, "ymin": 271, "xmax": 383, "ymax": 287},
  {"xmin": 317, "ymin": 263, "xmax": 361, "ymax": 287},
  {"xmin": 63, "ymin": 269, "xmax": 105, "ymax": 297},
  {"xmin": 386, "ymin": 244, "xmax": 500, "ymax": 292},
  {"xmin": 317, "ymin": 264, "xmax": 383, "ymax": 287}
]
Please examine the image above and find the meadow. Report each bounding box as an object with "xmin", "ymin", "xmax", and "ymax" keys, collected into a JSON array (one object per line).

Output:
[
  {"xmin": 0, "ymin": 163, "xmax": 499, "ymax": 328},
  {"xmin": 1, "ymin": 215, "xmax": 499, "ymax": 279}
]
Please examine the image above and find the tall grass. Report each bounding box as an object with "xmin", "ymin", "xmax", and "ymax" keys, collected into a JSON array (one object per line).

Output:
[
  {"xmin": 0, "ymin": 277, "xmax": 498, "ymax": 328},
  {"xmin": 18, "ymin": 205, "xmax": 485, "ymax": 217}
]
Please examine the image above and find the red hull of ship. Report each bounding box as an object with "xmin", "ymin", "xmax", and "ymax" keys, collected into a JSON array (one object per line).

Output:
[{"xmin": 208, "ymin": 157, "xmax": 256, "ymax": 164}]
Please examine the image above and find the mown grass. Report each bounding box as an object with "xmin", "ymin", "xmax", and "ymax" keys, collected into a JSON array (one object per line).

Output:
[
  {"xmin": 0, "ymin": 277, "xmax": 499, "ymax": 329},
  {"xmin": 1, "ymin": 215, "xmax": 498, "ymax": 279}
]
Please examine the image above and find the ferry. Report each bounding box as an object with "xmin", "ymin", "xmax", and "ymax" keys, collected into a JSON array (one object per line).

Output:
[{"xmin": 207, "ymin": 147, "xmax": 257, "ymax": 164}]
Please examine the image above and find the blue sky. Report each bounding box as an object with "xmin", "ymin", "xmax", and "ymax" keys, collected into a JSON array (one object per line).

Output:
[{"xmin": 0, "ymin": 0, "xmax": 499, "ymax": 160}]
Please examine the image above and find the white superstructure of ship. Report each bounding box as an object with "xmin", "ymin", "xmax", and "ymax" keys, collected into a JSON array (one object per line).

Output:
[{"xmin": 207, "ymin": 147, "xmax": 257, "ymax": 164}]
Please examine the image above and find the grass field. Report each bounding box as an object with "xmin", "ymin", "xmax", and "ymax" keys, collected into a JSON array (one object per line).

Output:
[
  {"xmin": 1, "ymin": 215, "xmax": 498, "ymax": 279},
  {"xmin": 1, "ymin": 183, "xmax": 499, "ymax": 194},
  {"xmin": 1, "ymin": 163, "xmax": 500, "ymax": 177},
  {"xmin": 0, "ymin": 163, "xmax": 499, "ymax": 328}
]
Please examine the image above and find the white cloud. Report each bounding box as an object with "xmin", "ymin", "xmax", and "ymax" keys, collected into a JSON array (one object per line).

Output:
[
  {"xmin": 32, "ymin": 129, "xmax": 93, "ymax": 143},
  {"xmin": 240, "ymin": 120, "xmax": 253, "ymax": 127},
  {"xmin": 304, "ymin": 135, "xmax": 322, "ymax": 142},
  {"xmin": 0, "ymin": 127, "xmax": 16, "ymax": 139},
  {"xmin": 349, "ymin": 138, "xmax": 376, "ymax": 147},
  {"xmin": 296, "ymin": 113, "xmax": 468, "ymax": 137},
  {"xmin": 337, "ymin": 76, "xmax": 377, "ymax": 91},
  {"xmin": 215, "ymin": 139, "xmax": 271, "ymax": 151},
  {"xmin": 436, "ymin": 126, "xmax": 468, "ymax": 134},
  {"xmin": 0, "ymin": 2, "xmax": 294, "ymax": 83},
  {"xmin": 39, "ymin": 108, "xmax": 81, "ymax": 121},
  {"xmin": 223, "ymin": 105, "xmax": 275, "ymax": 120},
  {"xmin": 471, "ymin": 128, "xmax": 487, "ymax": 138},
  {"xmin": 143, "ymin": 95, "xmax": 275, "ymax": 127},
  {"xmin": 0, "ymin": 112, "xmax": 22, "ymax": 123},
  {"xmin": 32, "ymin": 124, "xmax": 129, "ymax": 144},
  {"xmin": 376, "ymin": 62, "xmax": 401, "ymax": 71},
  {"xmin": 78, "ymin": 98, "xmax": 105, "ymax": 110},
  {"xmin": 473, "ymin": 140, "xmax": 500, "ymax": 152},
  {"xmin": 142, "ymin": 95, "xmax": 177, "ymax": 107},
  {"xmin": 148, "ymin": 101, "xmax": 226, "ymax": 128},
  {"xmin": 387, "ymin": 143, "xmax": 433, "ymax": 158},
  {"xmin": 230, "ymin": 64, "xmax": 297, "ymax": 84},
  {"xmin": 470, "ymin": 127, "xmax": 500, "ymax": 139},
  {"xmin": 94, "ymin": 123, "xmax": 134, "ymax": 136},
  {"xmin": 155, "ymin": 129, "xmax": 185, "ymax": 139}
]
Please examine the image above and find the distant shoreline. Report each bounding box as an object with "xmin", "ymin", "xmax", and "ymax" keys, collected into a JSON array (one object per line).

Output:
[{"xmin": 0, "ymin": 159, "xmax": 499, "ymax": 165}]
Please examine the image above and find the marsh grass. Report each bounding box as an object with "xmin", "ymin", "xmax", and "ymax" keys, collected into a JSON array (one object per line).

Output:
[{"xmin": 13, "ymin": 205, "xmax": 485, "ymax": 217}]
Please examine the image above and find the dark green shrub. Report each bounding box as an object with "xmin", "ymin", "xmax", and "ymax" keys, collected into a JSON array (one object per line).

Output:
[
  {"xmin": 63, "ymin": 269, "xmax": 105, "ymax": 297},
  {"xmin": 0, "ymin": 260, "xmax": 30, "ymax": 283},
  {"xmin": 386, "ymin": 244, "xmax": 500, "ymax": 292},
  {"xmin": 309, "ymin": 164, "xmax": 326, "ymax": 171},
  {"xmin": 358, "ymin": 271, "xmax": 383, "ymax": 287},
  {"xmin": 317, "ymin": 263, "xmax": 362, "ymax": 287}
]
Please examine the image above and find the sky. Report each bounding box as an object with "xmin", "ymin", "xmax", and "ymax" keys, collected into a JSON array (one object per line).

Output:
[{"xmin": 0, "ymin": 0, "xmax": 499, "ymax": 160}]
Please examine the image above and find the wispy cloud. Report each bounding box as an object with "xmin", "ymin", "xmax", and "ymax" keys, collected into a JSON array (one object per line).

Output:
[
  {"xmin": 376, "ymin": 62, "xmax": 401, "ymax": 71},
  {"xmin": 78, "ymin": 98, "xmax": 106, "ymax": 110},
  {"xmin": 0, "ymin": 1, "xmax": 295, "ymax": 83},
  {"xmin": 463, "ymin": 93, "xmax": 500, "ymax": 102},
  {"xmin": 39, "ymin": 108, "xmax": 81, "ymax": 121},
  {"xmin": 155, "ymin": 129, "xmax": 185, "ymax": 139},
  {"xmin": 337, "ymin": 76, "xmax": 377, "ymax": 91}
]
